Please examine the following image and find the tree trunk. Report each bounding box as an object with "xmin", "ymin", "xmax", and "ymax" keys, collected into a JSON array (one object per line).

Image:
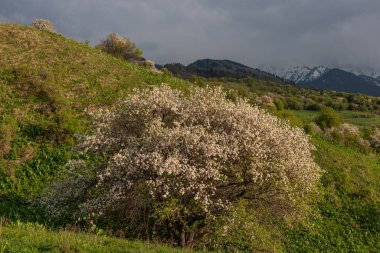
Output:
[{"xmin": 180, "ymin": 225, "xmax": 186, "ymax": 247}]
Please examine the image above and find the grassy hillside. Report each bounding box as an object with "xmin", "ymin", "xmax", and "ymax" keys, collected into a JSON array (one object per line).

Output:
[
  {"xmin": 0, "ymin": 23, "xmax": 186, "ymax": 151},
  {"xmin": 0, "ymin": 24, "xmax": 379, "ymax": 252},
  {"xmin": 0, "ymin": 222, "xmax": 193, "ymax": 253},
  {"xmin": 0, "ymin": 24, "xmax": 190, "ymax": 252},
  {"xmin": 0, "ymin": 24, "xmax": 187, "ymax": 201},
  {"xmin": 285, "ymin": 136, "xmax": 380, "ymax": 252}
]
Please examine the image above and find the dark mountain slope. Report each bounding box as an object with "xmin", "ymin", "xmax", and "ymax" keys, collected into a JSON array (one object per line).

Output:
[
  {"xmin": 165, "ymin": 59, "xmax": 285, "ymax": 83},
  {"xmin": 303, "ymin": 68, "xmax": 380, "ymax": 96}
]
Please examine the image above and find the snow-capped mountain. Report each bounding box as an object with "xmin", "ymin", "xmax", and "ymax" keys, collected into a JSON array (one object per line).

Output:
[
  {"xmin": 260, "ymin": 64, "xmax": 380, "ymax": 96},
  {"xmin": 260, "ymin": 65, "xmax": 330, "ymax": 84}
]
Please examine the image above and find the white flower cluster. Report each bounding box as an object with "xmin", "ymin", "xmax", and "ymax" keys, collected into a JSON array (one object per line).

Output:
[
  {"xmin": 44, "ymin": 85, "xmax": 321, "ymax": 222},
  {"xmin": 331, "ymin": 123, "xmax": 360, "ymax": 136}
]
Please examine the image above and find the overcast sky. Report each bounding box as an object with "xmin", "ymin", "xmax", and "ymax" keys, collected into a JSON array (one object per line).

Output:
[{"xmin": 1, "ymin": 0, "xmax": 380, "ymax": 70}]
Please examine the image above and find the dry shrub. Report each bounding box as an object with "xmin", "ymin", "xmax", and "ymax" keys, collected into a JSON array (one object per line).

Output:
[
  {"xmin": 42, "ymin": 85, "xmax": 321, "ymax": 247},
  {"xmin": 308, "ymin": 122, "xmax": 323, "ymax": 135},
  {"xmin": 137, "ymin": 59, "xmax": 160, "ymax": 73},
  {"xmin": 31, "ymin": 19, "xmax": 57, "ymax": 33},
  {"xmin": 95, "ymin": 33, "xmax": 142, "ymax": 61},
  {"xmin": 369, "ymin": 128, "xmax": 380, "ymax": 151},
  {"xmin": 256, "ymin": 95, "xmax": 275, "ymax": 108}
]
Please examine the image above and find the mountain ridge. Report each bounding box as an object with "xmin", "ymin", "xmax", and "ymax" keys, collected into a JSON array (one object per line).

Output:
[
  {"xmin": 260, "ymin": 65, "xmax": 330, "ymax": 84},
  {"xmin": 164, "ymin": 59, "xmax": 380, "ymax": 96},
  {"xmin": 256, "ymin": 64, "xmax": 380, "ymax": 96},
  {"xmin": 304, "ymin": 68, "xmax": 380, "ymax": 96},
  {"xmin": 164, "ymin": 59, "xmax": 286, "ymax": 83}
]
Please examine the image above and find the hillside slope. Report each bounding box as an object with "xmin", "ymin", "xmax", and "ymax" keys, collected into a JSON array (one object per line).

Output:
[
  {"xmin": 0, "ymin": 23, "xmax": 187, "ymax": 221},
  {"xmin": 0, "ymin": 24, "xmax": 186, "ymax": 159},
  {"xmin": 0, "ymin": 24, "xmax": 185, "ymax": 106},
  {"xmin": 0, "ymin": 24, "xmax": 379, "ymax": 252}
]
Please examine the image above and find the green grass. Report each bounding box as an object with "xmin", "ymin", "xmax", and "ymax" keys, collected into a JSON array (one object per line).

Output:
[
  {"xmin": 340, "ymin": 111, "xmax": 380, "ymax": 128},
  {"xmin": 0, "ymin": 23, "xmax": 188, "ymax": 151},
  {"xmin": 285, "ymin": 136, "xmax": 380, "ymax": 252},
  {"xmin": 0, "ymin": 222, "xmax": 194, "ymax": 253},
  {"xmin": 293, "ymin": 110, "xmax": 380, "ymax": 129},
  {"xmin": 291, "ymin": 110, "xmax": 320, "ymax": 122}
]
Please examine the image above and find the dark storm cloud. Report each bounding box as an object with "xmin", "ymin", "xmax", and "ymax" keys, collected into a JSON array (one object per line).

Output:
[{"xmin": 1, "ymin": 0, "xmax": 379, "ymax": 69}]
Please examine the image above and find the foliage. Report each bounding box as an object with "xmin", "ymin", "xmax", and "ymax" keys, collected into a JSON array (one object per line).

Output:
[
  {"xmin": 314, "ymin": 107, "xmax": 342, "ymax": 130},
  {"xmin": 274, "ymin": 110, "xmax": 303, "ymax": 128},
  {"xmin": 205, "ymin": 201, "xmax": 283, "ymax": 253},
  {"xmin": 273, "ymin": 98, "xmax": 285, "ymax": 111},
  {"xmin": 96, "ymin": 33, "xmax": 143, "ymax": 61},
  {"xmin": 285, "ymin": 97, "xmax": 303, "ymax": 110},
  {"xmin": 213, "ymin": 78, "xmax": 380, "ymax": 113},
  {"xmin": 42, "ymin": 85, "xmax": 321, "ymax": 247}
]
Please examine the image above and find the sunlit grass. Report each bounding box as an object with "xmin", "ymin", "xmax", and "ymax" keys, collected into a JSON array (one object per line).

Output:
[{"xmin": 0, "ymin": 221, "xmax": 195, "ymax": 253}]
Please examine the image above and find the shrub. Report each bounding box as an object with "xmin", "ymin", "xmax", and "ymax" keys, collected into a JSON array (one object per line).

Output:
[
  {"xmin": 137, "ymin": 59, "xmax": 160, "ymax": 73},
  {"xmin": 314, "ymin": 107, "xmax": 342, "ymax": 130},
  {"xmin": 255, "ymin": 95, "xmax": 275, "ymax": 109},
  {"xmin": 369, "ymin": 128, "xmax": 380, "ymax": 152},
  {"xmin": 31, "ymin": 19, "xmax": 57, "ymax": 33},
  {"xmin": 285, "ymin": 97, "xmax": 303, "ymax": 110},
  {"xmin": 95, "ymin": 33, "xmax": 143, "ymax": 61},
  {"xmin": 325, "ymin": 123, "xmax": 358, "ymax": 143},
  {"xmin": 42, "ymin": 86, "xmax": 321, "ymax": 247},
  {"xmin": 273, "ymin": 98, "xmax": 285, "ymax": 111},
  {"xmin": 306, "ymin": 102, "xmax": 323, "ymax": 111},
  {"xmin": 325, "ymin": 123, "xmax": 371, "ymax": 152},
  {"xmin": 304, "ymin": 122, "xmax": 323, "ymax": 135}
]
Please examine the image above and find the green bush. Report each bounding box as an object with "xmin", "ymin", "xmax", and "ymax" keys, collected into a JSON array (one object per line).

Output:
[
  {"xmin": 273, "ymin": 98, "xmax": 285, "ymax": 111},
  {"xmin": 285, "ymin": 97, "xmax": 303, "ymax": 110},
  {"xmin": 306, "ymin": 102, "xmax": 323, "ymax": 111},
  {"xmin": 314, "ymin": 107, "xmax": 342, "ymax": 130}
]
